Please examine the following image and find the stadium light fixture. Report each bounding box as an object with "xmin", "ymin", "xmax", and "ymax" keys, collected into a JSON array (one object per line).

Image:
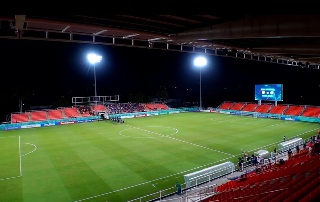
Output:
[
  {"xmin": 87, "ymin": 53, "xmax": 102, "ymax": 97},
  {"xmin": 194, "ymin": 56, "xmax": 207, "ymax": 110}
]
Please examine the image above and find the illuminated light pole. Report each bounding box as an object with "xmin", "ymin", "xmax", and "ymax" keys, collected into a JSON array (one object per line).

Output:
[
  {"xmin": 87, "ymin": 53, "xmax": 102, "ymax": 97},
  {"xmin": 194, "ymin": 56, "xmax": 207, "ymax": 110}
]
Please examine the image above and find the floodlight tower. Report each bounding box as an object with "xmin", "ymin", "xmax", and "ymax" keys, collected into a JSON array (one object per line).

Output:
[
  {"xmin": 194, "ymin": 56, "xmax": 207, "ymax": 110},
  {"xmin": 87, "ymin": 53, "xmax": 102, "ymax": 97}
]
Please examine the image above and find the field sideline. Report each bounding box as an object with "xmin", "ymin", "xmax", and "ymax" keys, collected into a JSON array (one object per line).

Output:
[{"xmin": 0, "ymin": 112, "xmax": 319, "ymax": 202}]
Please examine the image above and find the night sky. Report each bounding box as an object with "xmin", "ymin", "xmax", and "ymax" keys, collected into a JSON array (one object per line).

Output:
[{"xmin": 1, "ymin": 38, "xmax": 320, "ymax": 122}]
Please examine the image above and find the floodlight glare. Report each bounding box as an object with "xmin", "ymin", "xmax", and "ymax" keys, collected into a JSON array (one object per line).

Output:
[
  {"xmin": 194, "ymin": 56, "xmax": 207, "ymax": 67},
  {"xmin": 87, "ymin": 53, "xmax": 102, "ymax": 64}
]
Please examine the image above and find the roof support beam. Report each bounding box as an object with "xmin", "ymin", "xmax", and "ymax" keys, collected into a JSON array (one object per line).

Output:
[
  {"xmin": 62, "ymin": 25, "xmax": 70, "ymax": 32},
  {"xmin": 94, "ymin": 30, "xmax": 107, "ymax": 35}
]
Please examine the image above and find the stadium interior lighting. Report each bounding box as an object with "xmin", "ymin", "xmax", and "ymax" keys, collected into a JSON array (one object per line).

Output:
[
  {"xmin": 194, "ymin": 56, "xmax": 207, "ymax": 110},
  {"xmin": 87, "ymin": 53, "xmax": 102, "ymax": 97}
]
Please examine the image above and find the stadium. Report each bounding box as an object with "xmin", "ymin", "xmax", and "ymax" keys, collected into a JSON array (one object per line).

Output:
[{"xmin": 1, "ymin": 13, "xmax": 320, "ymax": 202}]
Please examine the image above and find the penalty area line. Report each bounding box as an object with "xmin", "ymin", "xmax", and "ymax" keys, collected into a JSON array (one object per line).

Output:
[{"xmin": 0, "ymin": 175, "xmax": 22, "ymax": 181}]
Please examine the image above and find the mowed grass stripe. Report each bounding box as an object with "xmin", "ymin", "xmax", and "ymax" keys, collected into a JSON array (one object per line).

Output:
[
  {"xmin": 0, "ymin": 136, "xmax": 20, "ymax": 178},
  {"xmin": 21, "ymin": 133, "xmax": 72, "ymax": 202},
  {"xmin": 14, "ymin": 125, "xmax": 109, "ymax": 202},
  {"xmin": 57, "ymin": 124, "xmax": 150, "ymax": 191},
  {"xmin": 0, "ymin": 176, "xmax": 23, "ymax": 201},
  {"xmin": 0, "ymin": 136, "xmax": 23, "ymax": 202},
  {"xmin": 45, "ymin": 125, "xmax": 114, "ymax": 201}
]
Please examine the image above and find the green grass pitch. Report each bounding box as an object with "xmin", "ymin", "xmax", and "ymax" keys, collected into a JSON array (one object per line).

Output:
[{"xmin": 0, "ymin": 112, "xmax": 319, "ymax": 202}]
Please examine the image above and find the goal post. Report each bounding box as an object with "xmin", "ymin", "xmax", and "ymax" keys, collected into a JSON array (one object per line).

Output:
[{"xmin": 72, "ymin": 95, "xmax": 119, "ymax": 105}]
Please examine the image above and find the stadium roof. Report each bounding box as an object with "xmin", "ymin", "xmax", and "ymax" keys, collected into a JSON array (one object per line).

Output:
[{"xmin": 1, "ymin": 4, "xmax": 320, "ymax": 69}]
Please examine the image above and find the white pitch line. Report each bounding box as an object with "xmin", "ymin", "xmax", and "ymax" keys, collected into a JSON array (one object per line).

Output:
[
  {"xmin": 21, "ymin": 143, "xmax": 37, "ymax": 157},
  {"xmin": 128, "ymin": 125, "xmax": 234, "ymax": 157},
  {"xmin": 0, "ymin": 175, "xmax": 21, "ymax": 181},
  {"xmin": 19, "ymin": 136, "xmax": 22, "ymax": 176}
]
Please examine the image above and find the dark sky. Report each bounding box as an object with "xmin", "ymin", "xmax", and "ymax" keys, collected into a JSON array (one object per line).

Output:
[{"xmin": 1, "ymin": 39, "xmax": 320, "ymax": 122}]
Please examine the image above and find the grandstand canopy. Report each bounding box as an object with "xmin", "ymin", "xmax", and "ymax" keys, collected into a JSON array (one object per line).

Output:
[{"xmin": 1, "ymin": 2, "xmax": 320, "ymax": 69}]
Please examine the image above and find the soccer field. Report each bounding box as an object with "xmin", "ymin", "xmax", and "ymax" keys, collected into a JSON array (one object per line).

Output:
[{"xmin": 0, "ymin": 112, "xmax": 319, "ymax": 202}]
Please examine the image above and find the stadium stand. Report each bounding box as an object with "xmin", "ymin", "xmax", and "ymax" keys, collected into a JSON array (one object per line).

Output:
[
  {"xmin": 63, "ymin": 107, "xmax": 81, "ymax": 118},
  {"xmin": 92, "ymin": 104, "xmax": 107, "ymax": 112},
  {"xmin": 268, "ymin": 104, "xmax": 288, "ymax": 114},
  {"xmin": 11, "ymin": 112, "xmax": 30, "ymax": 123},
  {"xmin": 230, "ymin": 102, "xmax": 245, "ymax": 110},
  {"xmin": 218, "ymin": 101, "xmax": 234, "ymax": 110},
  {"xmin": 47, "ymin": 109, "xmax": 64, "ymax": 120},
  {"xmin": 241, "ymin": 103, "xmax": 258, "ymax": 112},
  {"xmin": 284, "ymin": 105, "xmax": 305, "ymax": 116},
  {"xmin": 301, "ymin": 106, "xmax": 320, "ymax": 117},
  {"xmin": 202, "ymin": 147, "xmax": 320, "ymax": 202},
  {"xmin": 30, "ymin": 111, "xmax": 47, "ymax": 121},
  {"xmin": 254, "ymin": 104, "xmax": 273, "ymax": 113},
  {"xmin": 299, "ymin": 183, "xmax": 320, "ymax": 202},
  {"xmin": 76, "ymin": 105, "xmax": 92, "ymax": 117},
  {"xmin": 144, "ymin": 103, "xmax": 169, "ymax": 111}
]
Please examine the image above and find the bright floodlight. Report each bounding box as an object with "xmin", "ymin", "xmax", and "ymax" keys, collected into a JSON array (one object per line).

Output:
[
  {"xmin": 87, "ymin": 53, "xmax": 102, "ymax": 64},
  {"xmin": 194, "ymin": 56, "xmax": 207, "ymax": 67}
]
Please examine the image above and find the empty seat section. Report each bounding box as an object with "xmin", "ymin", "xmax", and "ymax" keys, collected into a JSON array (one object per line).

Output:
[
  {"xmin": 284, "ymin": 105, "xmax": 304, "ymax": 116},
  {"xmin": 48, "ymin": 109, "xmax": 64, "ymax": 120},
  {"xmin": 269, "ymin": 105, "xmax": 287, "ymax": 114},
  {"xmin": 218, "ymin": 102, "xmax": 234, "ymax": 110},
  {"xmin": 241, "ymin": 103, "xmax": 258, "ymax": 111},
  {"xmin": 255, "ymin": 104, "xmax": 273, "ymax": 113},
  {"xmin": 298, "ymin": 184, "xmax": 320, "ymax": 202},
  {"xmin": 230, "ymin": 102, "xmax": 245, "ymax": 110},
  {"xmin": 30, "ymin": 111, "xmax": 47, "ymax": 121},
  {"xmin": 301, "ymin": 106, "xmax": 320, "ymax": 117},
  {"xmin": 11, "ymin": 113, "xmax": 29, "ymax": 123},
  {"xmin": 64, "ymin": 107, "xmax": 81, "ymax": 118},
  {"xmin": 283, "ymin": 174, "xmax": 320, "ymax": 202}
]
